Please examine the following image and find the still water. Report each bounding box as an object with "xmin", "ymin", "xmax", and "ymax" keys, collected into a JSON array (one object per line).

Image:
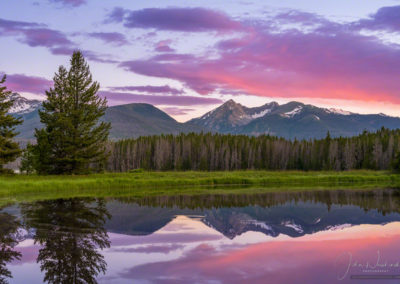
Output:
[{"xmin": 1, "ymin": 189, "xmax": 400, "ymax": 283}]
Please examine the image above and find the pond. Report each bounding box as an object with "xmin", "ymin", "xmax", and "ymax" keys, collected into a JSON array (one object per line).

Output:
[{"xmin": 1, "ymin": 189, "xmax": 400, "ymax": 283}]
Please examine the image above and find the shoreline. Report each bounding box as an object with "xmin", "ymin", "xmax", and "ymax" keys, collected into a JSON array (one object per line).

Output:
[{"xmin": 0, "ymin": 171, "xmax": 399, "ymax": 206}]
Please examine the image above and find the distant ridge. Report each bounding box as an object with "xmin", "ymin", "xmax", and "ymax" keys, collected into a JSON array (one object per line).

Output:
[
  {"xmin": 12, "ymin": 95, "xmax": 203, "ymax": 139},
  {"xmin": 187, "ymin": 100, "xmax": 400, "ymax": 139},
  {"xmin": 10, "ymin": 94, "xmax": 400, "ymax": 140}
]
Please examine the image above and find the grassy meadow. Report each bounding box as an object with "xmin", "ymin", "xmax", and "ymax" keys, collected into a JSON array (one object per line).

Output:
[{"xmin": 0, "ymin": 170, "xmax": 399, "ymax": 206}]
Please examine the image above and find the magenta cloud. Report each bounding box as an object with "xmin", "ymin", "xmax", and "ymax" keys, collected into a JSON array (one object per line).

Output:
[
  {"xmin": 0, "ymin": 18, "xmax": 116, "ymax": 64},
  {"xmin": 109, "ymin": 85, "xmax": 184, "ymax": 95},
  {"xmin": 113, "ymin": 7, "xmax": 242, "ymax": 32},
  {"xmin": 22, "ymin": 28, "xmax": 72, "ymax": 47},
  {"xmin": 0, "ymin": 18, "xmax": 72, "ymax": 50},
  {"xmin": 98, "ymin": 91, "xmax": 222, "ymax": 106},
  {"xmin": 2, "ymin": 73, "xmax": 53, "ymax": 94},
  {"xmin": 119, "ymin": 9, "xmax": 400, "ymax": 104},
  {"xmin": 0, "ymin": 18, "xmax": 71, "ymax": 48}
]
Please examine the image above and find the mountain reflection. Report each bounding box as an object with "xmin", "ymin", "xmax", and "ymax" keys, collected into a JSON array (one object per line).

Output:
[
  {"xmin": 106, "ymin": 189, "xmax": 400, "ymax": 238},
  {"xmin": 0, "ymin": 212, "xmax": 21, "ymax": 284},
  {"xmin": 2, "ymin": 189, "xmax": 400, "ymax": 283},
  {"xmin": 21, "ymin": 199, "xmax": 111, "ymax": 284}
]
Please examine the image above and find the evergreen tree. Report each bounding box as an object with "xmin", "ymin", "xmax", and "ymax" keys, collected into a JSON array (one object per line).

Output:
[
  {"xmin": 392, "ymin": 151, "xmax": 400, "ymax": 172},
  {"xmin": 0, "ymin": 75, "xmax": 22, "ymax": 173},
  {"xmin": 34, "ymin": 51, "xmax": 111, "ymax": 174}
]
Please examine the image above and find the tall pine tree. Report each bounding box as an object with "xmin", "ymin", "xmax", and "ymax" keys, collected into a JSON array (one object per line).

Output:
[
  {"xmin": 34, "ymin": 51, "xmax": 111, "ymax": 174},
  {"xmin": 0, "ymin": 75, "xmax": 22, "ymax": 173}
]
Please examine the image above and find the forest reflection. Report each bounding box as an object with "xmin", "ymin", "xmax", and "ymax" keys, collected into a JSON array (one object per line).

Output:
[
  {"xmin": 0, "ymin": 212, "xmax": 21, "ymax": 284},
  {"xmin": 21, "ymin": 199, "xmax": 110, "ymax": 284},
  {"xmin": 113, "ymin": 188, "xmax": 400, "ymax": 213}
]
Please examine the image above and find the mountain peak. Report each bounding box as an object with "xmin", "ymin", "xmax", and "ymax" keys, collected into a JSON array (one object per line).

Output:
[
  {"xmin": 222, "ymin": 99, "xmax": 240, "ymax": 108},
  {"xmin": 8, "ymin": 93, "xmax": 41, "ymax": 115},
  {"xmin": 263, "ymin": 101, "xmax": 279, "ymax": 108}
]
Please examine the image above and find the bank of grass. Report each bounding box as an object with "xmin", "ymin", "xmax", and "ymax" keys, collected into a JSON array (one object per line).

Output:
[{"xmin": 0, "ymin": 170, "xmax": 399, "ymax": 206}]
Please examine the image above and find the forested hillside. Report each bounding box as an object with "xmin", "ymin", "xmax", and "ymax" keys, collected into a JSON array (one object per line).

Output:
[{"xmin": 107, "ymin": 128, "xmax": 400, "ymax": 172}]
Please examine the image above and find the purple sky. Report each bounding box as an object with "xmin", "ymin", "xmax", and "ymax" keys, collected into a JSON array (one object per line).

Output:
[{"xmin": 1, "ymin": 0, "xmax": 400, "ymax": 121}]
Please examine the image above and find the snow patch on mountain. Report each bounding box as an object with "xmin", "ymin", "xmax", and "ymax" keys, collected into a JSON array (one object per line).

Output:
[
  {"xmin": 281, "ymin": 106, "xmax": 303, "ymax": 118},
  {"xmin": 251, "ymin": 109, "xmax": 271, "ymax": 119},
  {"xmin": 8, "ymin": 93, "xmax": 41, "ymax": 114},
  {"xmin": 326, "ymin": 108, "xmax": 352, "ymax": 115}
]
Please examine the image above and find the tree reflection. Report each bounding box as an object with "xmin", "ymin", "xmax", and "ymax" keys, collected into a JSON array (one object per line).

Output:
[
  {"xmin": 22, "ymin": 198, "xmax": 110, "ymax": 284},
  {"xmin": 0, "ymin": 212, "xmax": 22, "ymax": 284}
]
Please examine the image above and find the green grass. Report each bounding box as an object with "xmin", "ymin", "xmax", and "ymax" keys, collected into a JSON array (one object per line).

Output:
[{"xmin": 0, "ymin": 170, "xmax": 399, "ymax": 206}]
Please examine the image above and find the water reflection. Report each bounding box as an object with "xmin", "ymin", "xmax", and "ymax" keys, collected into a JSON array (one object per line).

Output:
[
  {"xmin": 108, "ymin": 189, "xmax": 400, "ymax": 238},
  {"xmin": 2, "ymin": 189, "xmax": 400, "ymax": 283},
  {"xmin": 0, "ymin": 212, "xmax": 21, "ymax": 284},
  {"xmin": 22, "ymin": 199, "xmax": 110, "ymax": 284}
]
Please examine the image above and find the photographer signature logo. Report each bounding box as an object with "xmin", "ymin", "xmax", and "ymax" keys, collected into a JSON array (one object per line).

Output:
[{"xmin": 335, "ymin": 251, "xmax": 400, "ymax": 280}]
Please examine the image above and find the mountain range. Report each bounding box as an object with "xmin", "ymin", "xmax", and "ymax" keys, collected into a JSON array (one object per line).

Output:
[
  {"xmin": 187, "ymin": 99, "xmax": 400, "ymax": 139},
  {"xmin": 10, "ymin": 93, "xmax": 400, "ymax": 140}
]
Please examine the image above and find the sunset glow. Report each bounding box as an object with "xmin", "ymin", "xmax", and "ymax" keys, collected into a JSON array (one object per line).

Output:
[{"xmin": 1, "ymin": 1, "xmax": 400, "ymax": 121}]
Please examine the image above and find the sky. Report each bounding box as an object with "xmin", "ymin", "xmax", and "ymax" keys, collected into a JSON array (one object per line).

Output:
[{"xmin": 1, "ymin": 0, "xmax": 400, "ymax": 121}]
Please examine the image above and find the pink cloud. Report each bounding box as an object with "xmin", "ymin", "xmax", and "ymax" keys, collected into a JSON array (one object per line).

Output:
[
  {"xmin": 0, "ymin": 18, "xmax": 72, "ymax": 49},
  {"xmin": 0, "ymin": 18, "xmax": 116, "ymax": 64},
  {"xmin": 2, "ymin": 73, "xmax": 53, "ymax": 94},
  {"xmin": 0, "ymin": 19, "xmax": 72, "ymax": 48},
  {"xmin": 114, "ymin": 7, "xmax": 242, "ymax": 32},
  {"xmin": 119, "ymin": 17, "xmax": 400, "ymax": 104},
  {"xmin": 21, "ymin": 28, "xmax": 72, "ymax": 47}
]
